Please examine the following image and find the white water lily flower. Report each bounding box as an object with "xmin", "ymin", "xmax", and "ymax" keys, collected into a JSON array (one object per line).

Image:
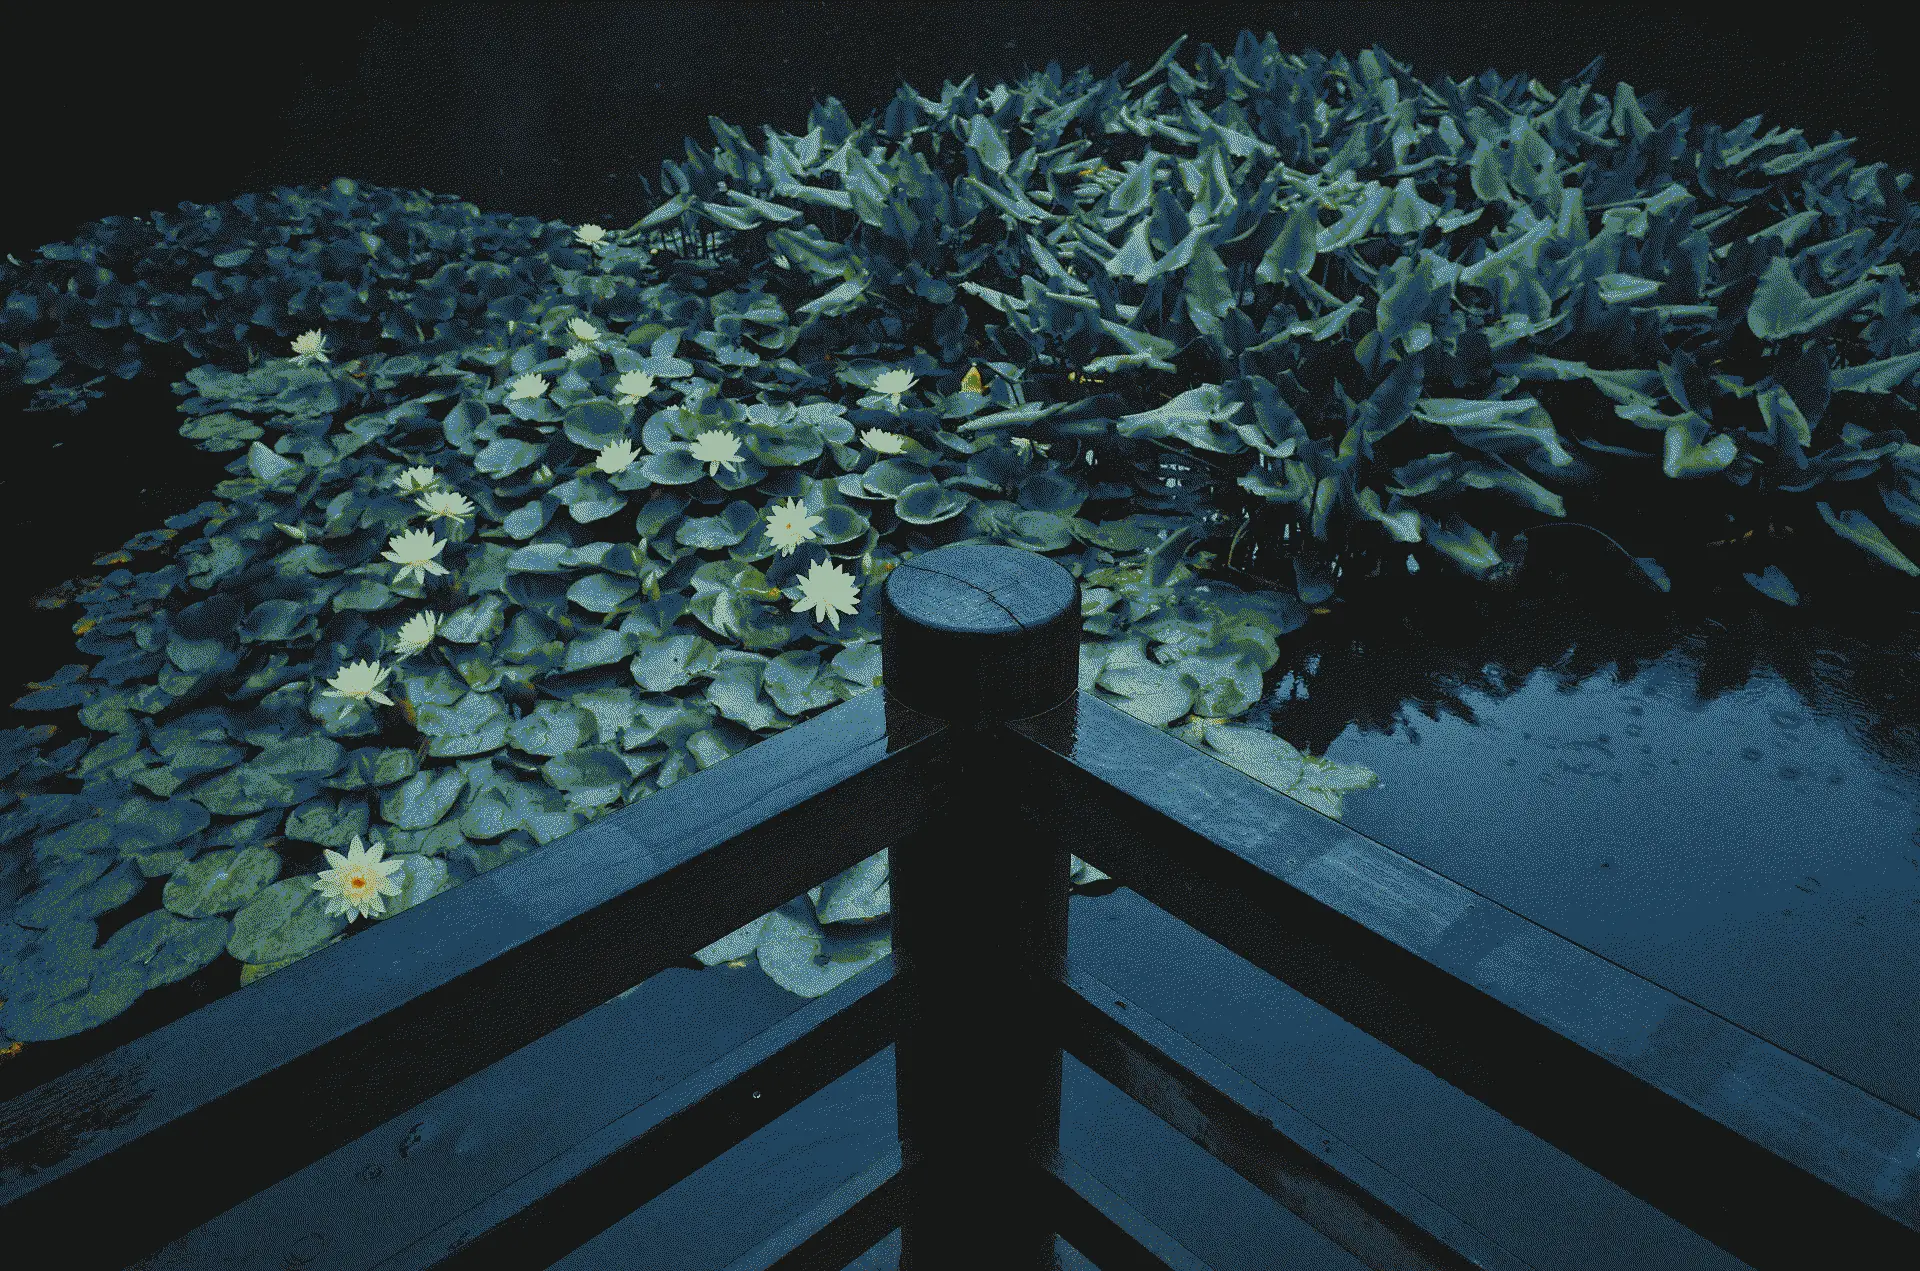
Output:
[
  {"xmin": 791, "ymin": 559, "xmax": 861, "ymax": 629},
  {"xmin": 415, "ymin": 489, "xmax": 474, "ymax": 524},
  {"xmin": 614, "ymin": 369, "xmax": 656, "ymax": 406},
  {"xmin": 321, "ymin": 658, "xmax": 396, "ymax": 707},
  {"xmin": 532, "ymin": 463, "xmax": 554, "ymax": 484},
  {"xmin": 689, "ymin": 429, "xmax": 745, "ymax": 477},
  {"xmin": 568, "ymin": 316, "xmax": 601, "ymax": 343},
  {"xmin": 290, "ymin": 329, "xmax": 330, "ymax": 366},
  {"xmin": 764, "ymin": 497, "xmax": 823, "ymax": 555},
  {"xmin": 1008, "ymin": 436, "xmax": 1051, "ymax": 459},
  {"xmin": 312, "ymin": 834, "xmax": 405, "ymax": 922},
  {"xmin": 508, "ymin": 372, "xmax": 549, "ymax": 401},
  {"xmin": 565, "ymin": 341, "xmax": 597, "ymax": 362},
  {"xmin": 574, "ymin": 223, "xmax": 607, "ymax": 246},
  {"xmin": 872, "ymin": 368, "xmax": 916, "ymax": 407},
  {"xmin": 392, "ymin": 465, "xmax": 438, "ymax": 495},
  {"xmin": 393, "ymin": 610, "xmax": 443, "ymax": 657},
  {"xmin": 859, "ymin": 428, "xmax": 907, "ymax": 455},
  {"xmin": 381, "ymin": 527, "xmax": 451, "ymax": 586},
  {"xmin": 595, "ymin": 438, "xmax": 640, "ymax": 474}
]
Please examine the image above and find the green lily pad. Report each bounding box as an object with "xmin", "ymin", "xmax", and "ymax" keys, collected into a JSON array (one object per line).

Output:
[
  {"xmin": 253, "ymin": 735, "xmax": 347, "ymax": 781},
  {"xmin": 286, "ymin": 794, "xmax": 373, "ymax": 847},
  {"xmin": 568, "ymin": 573, "xmax": 641, "ymax": 613},
  {"xmin": 694, "ymin": 912, "xmax": 772, "ymax": 965},
  {"xmin": 99, "ymin": 909, "xmax": 230, "ymax": 990},
  {"xmin": 228, "ymin": 878, "xmax": 349, "ymax": 963},
  {"xmin": 115, "ymin": 795, "xmax": 211, "ymax": 850},
  {"xmin": 508, "ymin": 701, "xmax": 599, "ymax": 757},
  {"xmin": 380, "ymin": 767, "xmax": 467, "ymax": 829},
  {"xmin": 164, "ymin": 846, "xmax": 283, "ymax": 918},
  {"xmin": 812, "ymin": 848, "xmax": 889, "ymax": 924},
  {"xmin": 631, "ymin": 632, "xmax": 719, "ymax": 693},
  {"xmin": 373, "ymin": 854, "xmax": 450, "ymax": 920},
  {"xmin": 755, "ymin": 897, "xmax": 892, "ymax": 998},
  {"xmin": 326, "ymin": 746, "xmax": 419, "ymax": 790},
  {"xmin": 191, "ymin": 764, "xmax": 315, "ymax": 817},
  {"xmin": 332, "ymin": 577, "xmax": 396, "ymax": 612},
  {"xmin": 439, "ymin": 593, "xmax": 509, "ymax": 643},
  {"xmin": 0, "ymin": 960, "xmax": 146, "ymax": 1042},
  {"xmin": 543, "ymin": 746, "xmax": 629, "ymax": 792},
  {"xmin": 1198, "ymin": 722, "xmax": 1306, "ymax": 793},
  {"xmin": 894, "ymin": 481, "xmax": 970, "ymax": 525},
  {"xmin": 16, "ymin": 857, "xmax": 144, "ymax": 928}
]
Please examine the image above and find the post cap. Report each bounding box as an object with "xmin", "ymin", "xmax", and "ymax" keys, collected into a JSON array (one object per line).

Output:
[{"xmin": 879, "ymin": 543, "xmax": 1081, "ymax": 725}]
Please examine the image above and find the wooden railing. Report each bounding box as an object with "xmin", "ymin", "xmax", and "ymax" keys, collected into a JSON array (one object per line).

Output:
[{"xmin": 2, "ymin": 542, "xmax": 1916, "ymax": 1270}]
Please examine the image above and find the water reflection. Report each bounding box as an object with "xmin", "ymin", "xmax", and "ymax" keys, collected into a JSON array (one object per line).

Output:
[{"xmin": 1238, "ymin": 550, "xmax": 1920, "ymax": 1115}]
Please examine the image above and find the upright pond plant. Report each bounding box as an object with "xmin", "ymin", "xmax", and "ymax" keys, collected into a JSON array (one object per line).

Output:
[{"xmin": 2, "ymin": 34, "xmax": 1918, "ymax": 1054}]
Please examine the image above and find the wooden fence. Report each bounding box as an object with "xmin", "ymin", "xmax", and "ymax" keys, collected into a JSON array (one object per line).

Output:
[{"xmin": 2, "ymin": 542, "xmax": 1915, "ymax": 1269}]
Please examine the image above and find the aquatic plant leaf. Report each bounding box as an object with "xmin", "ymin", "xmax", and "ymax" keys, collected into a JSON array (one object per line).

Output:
[
  {"xmin": 373, "ymin": 853, "xmax": 450, "ymax": 920},
  {"xmin": 100, "ymin": 909, "xmax": 230, "ymax": 990},
  {"xmin": 1815, "ymin": 500, "xmax": 1920, "ymax": 575},
  {"xmin": 380, "ymin": 766, "xmax": 467, "ymax": 829},
  {"xmin": 1744, "ymin": 564, "xmax": 1801, "ymax": 606},
  {"xmin": 755, "ymin": 897, "xmax": 891, "ymax": 998},
  {"xmin": 163, "ymin": 845, "xmax": 283, "ymax": 917},
  {"xmin": 228, "ymin": 878, "xmax": 348, "ymax": 964}
]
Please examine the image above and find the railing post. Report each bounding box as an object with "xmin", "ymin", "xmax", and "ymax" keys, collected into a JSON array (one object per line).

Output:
[{"xmin": 880, "ymin": 543, "xmax": 1081, "ymax": 1271}]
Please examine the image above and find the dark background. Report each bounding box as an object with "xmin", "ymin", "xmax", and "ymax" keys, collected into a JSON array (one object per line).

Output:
[
  {"xmin": 0, "ymin": 1, "xmax": 1911, "ymax": 689},
  {"xmin": 5, "ymin": 2, "xmax": 1912, "ymax": 258}
]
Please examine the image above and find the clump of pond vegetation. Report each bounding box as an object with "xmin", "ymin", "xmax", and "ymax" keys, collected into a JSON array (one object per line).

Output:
[{"xmin": 2, "ymin": 34, "xmax": 1917, "ymax": 1095}]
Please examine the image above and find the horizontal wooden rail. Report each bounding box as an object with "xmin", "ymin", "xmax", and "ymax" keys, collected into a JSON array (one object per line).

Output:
[
  {"xmin": 714, "ymin": 1146, "xmax": 907, "ymax": 1271},
  {"xmin": 1007, "ymin": 690, "xmax": 1920, "ymax": 1270},
  {"xmin": 1056, "ymin": 962, "xmax": 1538, "ymax": 1271},
  {"xmin": 1042, "ymin": 1146, "xmax": 1213, "ymax": 1271},
  {"xmin": 0, "ymin": 687, "xmax": 952, "ymax": 1270},
  {"xmin": 375, "ymin": 960, "xmax": 899, "ymax": 1270}
]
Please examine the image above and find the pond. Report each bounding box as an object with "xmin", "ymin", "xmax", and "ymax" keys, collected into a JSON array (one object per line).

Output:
[{"xmin": 1235, "ymin": 529, "xmax": 1920, "ymax": 1118}]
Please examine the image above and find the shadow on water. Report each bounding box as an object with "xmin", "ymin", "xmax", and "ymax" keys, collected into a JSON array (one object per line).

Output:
[{"xmin": 1224, "ymin": 487, "xmax": 1920, "ymax": 1115}]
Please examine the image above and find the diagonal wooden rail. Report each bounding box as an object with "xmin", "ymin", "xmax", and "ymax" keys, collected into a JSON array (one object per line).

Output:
[{"xmin": 1, "ymin": 541, "xmax": 1914, "ymax": 1270}]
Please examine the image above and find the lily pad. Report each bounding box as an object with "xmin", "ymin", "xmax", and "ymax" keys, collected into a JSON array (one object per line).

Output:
[
  {"xmin": 812, "ymin": 849, "xmax": 890, "ymax": 924},
  {"xmin": 15, "ymin": 857, "xmax": 145, "ymax": 928},
  {"xmin": 508, "ymin": 701, "xmax": 599, "ymax": 757},
  {"xmin": 1198, "ymin": 722, "xmax": 1305, "ymax": 793},
  {"xmin": 285, "ymin": 794, "xmax": 373, "ymax": 847},
  {"xmin": 191, "ymin": 764, "xmax": 316, "ymax": 817},
  {"xmin": 164, "ymin": 845, "xmax": 283, "ymax": 918},
  {"xmin": 0, "ymin": 959, "xmax": 146, "ymax": 1042},
  {"xmin": 99, "ymin": 909, "xmax": 230, "ymax": 989},
  {"xmin": 694, "ymin": 911, "xmax": 771, "ymax": 966},
  {"xmin": 543, "ymin": 746, "xmax": 628, "ymax": 793},
  {"xmin": 380, "ymin": 767, "xmax": 467, "ymax": 829},
  {"xmin": 373, "ymin": 853, "xmax": 451, "ymax": 920},
  {"xmin": 228, "ymin": 877, "xmax": 349, "ymax": 963},
  {"xmin": 755, "ymin": 897, "xmax": 892, "ymax": 998},
  {"xmin": 253, "ymin": 735, "xmax": 346, "ymax": 781}
]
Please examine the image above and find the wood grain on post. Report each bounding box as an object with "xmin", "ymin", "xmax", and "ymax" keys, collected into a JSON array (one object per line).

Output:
[{"xmin": 880, "ymin": 543, "xmax": 1081, "ymax": 1271}]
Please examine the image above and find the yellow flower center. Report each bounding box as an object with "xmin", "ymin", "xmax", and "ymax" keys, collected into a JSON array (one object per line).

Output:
[{"xmin": 348, "ymin": 872, "xmax": 368, "ymax": 892}]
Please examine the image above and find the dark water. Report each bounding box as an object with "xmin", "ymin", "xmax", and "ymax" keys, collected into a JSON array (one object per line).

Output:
[{"xmin": 1255, "ymin": 554, "xmax": 1920, "ymax": 1117}]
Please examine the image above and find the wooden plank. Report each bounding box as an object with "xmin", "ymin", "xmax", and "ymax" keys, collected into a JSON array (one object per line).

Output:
[
  {"xmin": 1057, "ymin": 963, "xmax": 1538, "ymax": 1271},
  {"xmin": 372, "ymin": 962, "xmax": 897, "ymax": 1271},
  {"xmin": 1043, "ymin": 1146, "xmax": 1216, "ymax": 1271},
  {"xmin": 0, "ymin": 689, "xmax": 952, "ymax": 1271},
  {"xmin": 716, "ymin": 1147, "xmax": 905, "ymax": 1271},
  {"xmin": 1008, "ymin": 692, "xmax": 1920, "ymax": 1269}
]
